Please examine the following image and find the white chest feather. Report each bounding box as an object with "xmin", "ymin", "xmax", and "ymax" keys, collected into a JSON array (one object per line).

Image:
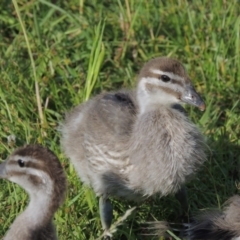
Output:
[
  {"xmin": 4, "ymin": 172, "xmax": 53, "ymax": 240},
  {"xmin": 128, "ymin": 108, "xmax": 206, "ymax": 196}
]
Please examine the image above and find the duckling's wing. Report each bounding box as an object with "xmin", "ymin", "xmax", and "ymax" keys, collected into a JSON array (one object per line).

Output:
[
  {"xmin": 91, "ymin": 90, "xmax": 137, "ymax": 136},
  {"xmin": 62, "ymin": 90, "xmax": 137, "ymax": 145}
]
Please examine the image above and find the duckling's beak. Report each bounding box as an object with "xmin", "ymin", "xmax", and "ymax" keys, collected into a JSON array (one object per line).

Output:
[
  {"xmin": 181, "ymin": 85, "xmax": 205, "ymax": 111},
  {"xmin": 0, "ymin": 161, "xmax": 7, "ymax": 179}
]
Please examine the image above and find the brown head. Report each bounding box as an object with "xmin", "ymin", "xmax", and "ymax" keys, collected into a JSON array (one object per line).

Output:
[
  {"xmin": 0, "ymin": 145, "xmax": 67, "ymax": 213},
  {"xmin": 137, "ymin": 57, "xmax": 205, "ymax": 113}
]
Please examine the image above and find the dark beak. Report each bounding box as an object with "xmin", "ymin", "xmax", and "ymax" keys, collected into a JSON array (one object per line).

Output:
[
  {"xmin": 0, "ymin": 161, "xmax": 7, "ymax": 179},
  {"xmin": 181, "ymin": 85, "xmax": 205, "ymax": 111}
]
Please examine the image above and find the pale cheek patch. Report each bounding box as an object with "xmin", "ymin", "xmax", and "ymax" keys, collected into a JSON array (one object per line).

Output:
[
  {"xmin": 137, "ymin": 77, "xmax": 182, "ymax": 114},
  {"xmin": 26, "ymin": 168, "xmax": 49, "ymax": 185},
  {"xmin": 8, "ymin": 168, "xmax": 52, "ymax": 196},
  {"xmin": 138, "ymin": 77, "xmax": 184, "ymax": 101}
]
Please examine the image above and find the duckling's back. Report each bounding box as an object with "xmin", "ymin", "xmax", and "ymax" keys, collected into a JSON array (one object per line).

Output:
[{"xmin": 61, "ymin": 90, "xmax": 137, "ymax": 193}]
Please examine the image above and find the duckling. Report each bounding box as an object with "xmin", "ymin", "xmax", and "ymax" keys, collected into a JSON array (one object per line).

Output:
[
  {"xmin": 183, "ymin": 195, "xmax": 240, "ymax": 240},
  {"xmin": 61, "ymin": 57, "xmax": 207, "ymax": 237},
  {"xmin": 0, "ymin": 145, "xmax": 67, "ymax": 240}
]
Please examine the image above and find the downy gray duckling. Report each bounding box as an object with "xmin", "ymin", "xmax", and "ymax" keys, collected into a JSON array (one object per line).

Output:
[
  {"xmin": 184, "ymin": 195, "xmax": 240, "ymax": 240},
  {"xmin": 61, "ymin": 57, "xmax": 207, "ymax": 237},
  {"xmin": 0, "ymin": 145, "xmax": 67, "ymax": 240}
]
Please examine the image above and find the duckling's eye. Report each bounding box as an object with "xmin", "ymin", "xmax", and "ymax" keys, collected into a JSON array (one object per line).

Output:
[
  {"xmin": 17, "ymin": 159, "xmax": 25, "ymax": 168},
  {"xmin": 160, "ymin": 75, "xmax": 171, "ymax": 82}
]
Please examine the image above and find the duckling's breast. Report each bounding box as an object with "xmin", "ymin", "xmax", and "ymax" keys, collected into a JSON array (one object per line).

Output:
[{"xmin": 127, "ymin": 107, "xmax": 206, "ymax": 197}]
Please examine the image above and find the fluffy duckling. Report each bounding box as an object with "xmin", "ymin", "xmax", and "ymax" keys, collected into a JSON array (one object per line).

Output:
[
  {"xmin": 184, "ymin": 195, "xmax": 240, "ymax": 240},
  {"xmin": 61, "ymin": 57, "xmax": 207, "ymax": 237},
  {"xmin": 0, "ymin": 145, "xmax": 67, "ymax": 240}
]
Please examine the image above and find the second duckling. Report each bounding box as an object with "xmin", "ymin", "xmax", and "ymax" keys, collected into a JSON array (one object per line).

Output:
[
  {"xmin": 184, "ymin": 195, "xmax": 240, "ymax": 240},
  {"xmin": 0, "ymin": 145, "xmax": 67, "ymax": 240}
]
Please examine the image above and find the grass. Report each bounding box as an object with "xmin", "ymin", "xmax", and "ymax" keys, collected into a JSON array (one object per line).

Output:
[{"xmin": 0, "ymin": 0, "xmax": 239, "ymax": 239}]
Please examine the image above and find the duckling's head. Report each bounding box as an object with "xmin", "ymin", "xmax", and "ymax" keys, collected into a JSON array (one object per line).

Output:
[
  {"xmin": 0, "ymin": 145, "xmax": 66, "ymax": 206},
  {"xmin": 137, "ymin": 57, "xmax": 205, "ymax": 113}
]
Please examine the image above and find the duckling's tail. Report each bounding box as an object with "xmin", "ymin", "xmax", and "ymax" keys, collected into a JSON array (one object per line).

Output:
[
  {"xmin": 144, "ymin": 196, "xmax": 240, "ymax": 240},
  {"xmin": 143, "ymin": 217, "xmax": 238, "ymax": 240},
  {"xmin": 183, "ymin": 211, "xmax": 237, "ymax": 240},
  {"xmin": 185, "ymin": 195, "xmax": 240, "ymax": 240}
]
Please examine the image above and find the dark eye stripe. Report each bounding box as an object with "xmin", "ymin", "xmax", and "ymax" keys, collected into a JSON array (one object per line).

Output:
[
  {"xmin": 159, "ymin": 75, "xmax": 185, "ymax": 87},
  {"xmin": 145, "ymin": 83, "xmax": 181, "ymax": 99},
  {"xmin": 8, "ymin": 160, "xmax": 47, "ymax": 172},
  {"xmin": 7, "ymin": 171, "xmax": 42, "ymax": 185},
  {"xmin": 161, "ymin": 75, "xmax": 171, "ymax": 82},
  {"xmin": 153, "ymin": 74, "xmax": 184, "ymax": 87},
  {"xmin": 171, "ymin": 79, "xmax": 184, "ymax": 87}
]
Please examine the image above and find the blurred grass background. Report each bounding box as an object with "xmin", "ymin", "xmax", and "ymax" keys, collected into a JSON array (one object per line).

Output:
[{"xmin": 0, "ymin": 0, "xmax": 240, "ymax": 239}]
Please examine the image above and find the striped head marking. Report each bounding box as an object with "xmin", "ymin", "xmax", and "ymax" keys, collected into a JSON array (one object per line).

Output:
[
  {"xmin": 137, "ymin": 57, "xmax": 205, "ymax": 113},
  {"xmin": 0, "ymin": 145, "xmax": 66, "ymax": 202}
]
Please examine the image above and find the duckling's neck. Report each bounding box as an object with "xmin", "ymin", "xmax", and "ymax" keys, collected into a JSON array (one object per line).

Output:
[{"xmin": 4, "ymin": 186, "xmax": 57, "ymax": 240}]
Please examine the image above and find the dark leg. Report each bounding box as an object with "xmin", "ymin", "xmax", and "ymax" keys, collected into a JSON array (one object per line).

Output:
[
  {"xmin": 99, "ymin": 196, "xmax": 113, "ymax": 239},
  {"xmin": 175, "ymin": 186, "xmax": 189, "ymax": 221}
]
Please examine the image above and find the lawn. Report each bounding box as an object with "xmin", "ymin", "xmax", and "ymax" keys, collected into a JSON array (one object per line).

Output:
[{"xmin": 0, "ymin": 0, "xmax": 240, "ymax": 239}]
